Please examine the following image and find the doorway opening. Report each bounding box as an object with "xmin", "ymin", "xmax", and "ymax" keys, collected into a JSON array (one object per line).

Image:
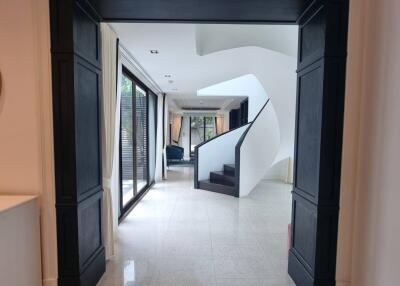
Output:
[{"xmin": 49, "ymin": 1, "xmax": 349, "ymax": 285}]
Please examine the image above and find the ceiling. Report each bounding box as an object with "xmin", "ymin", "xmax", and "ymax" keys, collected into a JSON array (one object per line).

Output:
[
  {"xmin": 89, "ymin": 0, "xmax": 311, "ymax": 23},
  {"xmin": 111, "ymin": 23, "xmax": 297, "ymax": 111},
  {"xmin": 173, "ymin": 96, "xmax": 246, "ymax": 111}
]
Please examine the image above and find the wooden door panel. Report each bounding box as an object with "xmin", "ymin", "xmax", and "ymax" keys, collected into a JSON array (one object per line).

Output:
[{"xmin": 289, "ymin": 1, "xmax": 349, "ymax": 285}]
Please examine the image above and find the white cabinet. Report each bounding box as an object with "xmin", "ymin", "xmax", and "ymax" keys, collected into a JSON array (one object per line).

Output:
[{"xmin": 0, "ymin": 196, "xmax": 42, "ymax": 286}]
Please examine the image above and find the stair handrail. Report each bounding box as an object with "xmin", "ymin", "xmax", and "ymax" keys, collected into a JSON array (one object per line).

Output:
[
  {"xmin": 234, "ymin": 98, "xmax": 271, "ymax": 196},
  {"xmin": 194, "ymin": 122, "xmax": 252, "ymax": 189}
]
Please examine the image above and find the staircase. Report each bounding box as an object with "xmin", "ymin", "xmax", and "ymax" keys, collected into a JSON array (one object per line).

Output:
[
  {"xmin": 198, "ymin": 164, "xmax": 237, "ymax": 196},
  {"xmin": 195, "ymin": 99, "xmax": 279, "ymax": 197}
]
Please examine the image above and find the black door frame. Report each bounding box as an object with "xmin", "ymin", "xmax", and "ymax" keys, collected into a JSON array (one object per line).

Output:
[
  {"xmin": 49, "ymin": 1, "xmax": 349, "ymax": 285},
  {"xmin": 118, "ymin": 66, "xmax": 152, "ymax": 221}
]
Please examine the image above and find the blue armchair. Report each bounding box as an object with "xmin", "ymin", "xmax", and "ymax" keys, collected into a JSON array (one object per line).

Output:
[{"xmin": 166, "ymin": 145, "xmax": 184, "ymax": 164}]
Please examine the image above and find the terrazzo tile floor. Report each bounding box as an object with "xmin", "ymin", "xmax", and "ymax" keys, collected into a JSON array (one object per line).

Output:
[{"xmin": 98, "ymin": 167, "xmax": 295, "ymax": 286}]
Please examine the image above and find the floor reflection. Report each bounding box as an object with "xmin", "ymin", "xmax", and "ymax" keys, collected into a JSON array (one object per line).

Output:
[{"xmin": 98, "ymin": 166, "xmax": 295, "ymax": 286}]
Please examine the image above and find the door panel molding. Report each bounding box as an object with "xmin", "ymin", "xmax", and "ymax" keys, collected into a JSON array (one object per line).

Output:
[
  {"xmin": 50, "ymin": 0, "xmax": 105, "ymax": 285},
  {"xmin": 289, "ymin": 1, "xmax": 349, "ymax": 285}
]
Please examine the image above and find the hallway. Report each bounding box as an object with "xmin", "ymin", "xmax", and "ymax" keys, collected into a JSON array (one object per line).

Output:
[{"xmin": 98, "ymin": 167, "xmax": 295, "ymax": 286}]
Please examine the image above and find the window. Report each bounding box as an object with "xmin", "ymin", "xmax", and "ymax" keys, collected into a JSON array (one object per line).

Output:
[
  {"xmin": 190, "ymin": 116, "xmax": 204, "ymax": 152},
  {"xmin": 119, "ymin": 67, "xmax": 150, "ymax": 217},
  {"xmin": 190, "ymin": 116, "xmax": 216, "ymax": 153},
  {"xmin": 204, "ymin": 117, "xmax": 216, "ymax": 140}
]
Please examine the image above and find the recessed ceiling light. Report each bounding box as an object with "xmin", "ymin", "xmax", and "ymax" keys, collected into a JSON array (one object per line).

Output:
[
  {"xmin": 150, "ymin": 50, "xmax": 159, "ymax": 54},
  {"xmin": 164, "ymin": 74, "xmax": 171, "ymax": 78}
]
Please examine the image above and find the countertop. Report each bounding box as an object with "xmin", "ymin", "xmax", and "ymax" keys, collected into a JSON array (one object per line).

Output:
[{"xmin": 0, "ymin": 195, "xmax": 38, "ymax": 214}]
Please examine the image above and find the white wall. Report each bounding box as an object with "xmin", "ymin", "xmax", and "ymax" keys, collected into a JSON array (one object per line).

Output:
[
  {"xmin": 238, "ymin": 102, "xmax": 280, "ymax": 197},
  {"xmin": 264, "ymin": 157, "xmax": 293, "ymax": 184},
  {"xmin": 196, "ymin": 24, "xmax": 298, "ymax": 57},
  {"xmin": 198, "ymin": 74, "xmax": 268, "ymax": 121},
  {"xmin": 251, "ymin": 60, "xmax": 296, "ymax": 164},
  {"xmin": 0, "ymin": 0, "xmax": 57, "ymax": 285},
  {"xmin": 199, "ymin": 68, "xmax": 296, "ymax": 166},
  {"xmin": 197, "ymin": 49, "xmax": 297, "ymax": 165},
  {"xmin": 197, "ymin": 124, "xmax": 249, "ymax": 181}
]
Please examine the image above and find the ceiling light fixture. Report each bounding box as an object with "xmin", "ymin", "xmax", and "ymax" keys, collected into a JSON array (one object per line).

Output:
[
  {"xmin": 168, "ymin": 80, "xmax": 174, "ymax": 84},
  {"xmin": 164, "ymin": 74, "xmax": 171, "ymax": 78},
  {"xmin": 150, "ymin": 50, "xmax": 159, "ymax": 54}
]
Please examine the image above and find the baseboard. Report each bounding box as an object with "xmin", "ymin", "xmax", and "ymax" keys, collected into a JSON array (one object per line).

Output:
[{"xmin": 43, "ymin": 278, "xmax": 57, "ymax": 286}]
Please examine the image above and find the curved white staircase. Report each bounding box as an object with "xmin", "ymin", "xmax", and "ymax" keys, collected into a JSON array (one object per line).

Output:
[{"xmin": 194, "ymin": 99, "xmax": 280, "ymax": 197}]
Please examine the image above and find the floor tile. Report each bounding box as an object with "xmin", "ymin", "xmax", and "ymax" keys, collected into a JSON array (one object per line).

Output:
[{"xmin": 97, "ymin": 167, "xmax": 294, "ymax": 286}]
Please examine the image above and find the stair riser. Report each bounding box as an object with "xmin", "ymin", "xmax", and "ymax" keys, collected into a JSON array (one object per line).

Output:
[
  {"xmin": 198, "ymin": 181, "xmax": 235, "ymax": 196},
  {"xmin": 210, "ymin": 173, "xmax": 235, "ymax": 186},
  {"xmin": 224, "ymin": 169, "xmax": 235, "ymax": 176},
  {"xmin": 223, "ymin": 165, "xmax": 235, "ymax": 176}
]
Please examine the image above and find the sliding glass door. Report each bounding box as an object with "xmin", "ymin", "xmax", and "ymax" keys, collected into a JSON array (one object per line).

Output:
[
  {"xmin": 120, "ymin": 67, "xmax": 149, "ymax": 214},
  {"xmin": 120, "ymin": 73, "xmax": 134, "ymax": 207},
  {"xmin": 135, "ymin": 85, "xmax": 148, "ymax": 193},
  {"xmin": 148, "ymin": 92, "xmax": 157, "ymax": 182}
]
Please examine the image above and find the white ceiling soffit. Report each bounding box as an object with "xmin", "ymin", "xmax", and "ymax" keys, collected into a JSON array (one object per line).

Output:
[
  {"xmin": 195, "ymin": 24, "xmax": 298, "ymax": 57},
  {"xmin": 173, "ymin": 95, "xmax": 246, "ymax": 110},
  {"xmin": 109, "ymin": 23, "xmax": 298, "ymax": 99}
]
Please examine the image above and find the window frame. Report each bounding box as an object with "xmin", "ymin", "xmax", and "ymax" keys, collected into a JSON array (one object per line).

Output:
[{"xmin": 189, "ymin": 115, "xmax": 216, "ymax": 154}]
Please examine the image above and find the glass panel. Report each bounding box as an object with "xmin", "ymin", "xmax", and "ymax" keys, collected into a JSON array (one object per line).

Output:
[
  {"xmin": 120, "ymin": 74, "xmax": 134, "ymax": 207},
  {"xmin": 135, "ymin": 85, "xmax": 148, "ymax": 192},
  {"xmin": 204, "ymin": 117, "xmax": 216, "ymax": 140},
  {"xmin": 148, "ymin": 92, "xmax": 157, "ymax": 182},
  {"xmin": 190, "ymin": 116, "xmax": 204, "ymax": 152},
  {"xmin": 120, "ymin": 69, "xmax": 152, "ymax": 217}
]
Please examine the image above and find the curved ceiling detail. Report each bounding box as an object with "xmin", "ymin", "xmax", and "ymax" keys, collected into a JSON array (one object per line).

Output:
[
  {"xmin": 195, "ymin": 24, "xmax": 298, "ymax": 58},
  {"xmin": 198, "ymin": 74, "xmax": 268, "ymax": 121},
  {"xmin": 111, "ymin": 22, "xmax": 298, "ymax": 162},
  {"xmin": 197, "ymin": 70, "xmax": 295, "ymax": 164}
]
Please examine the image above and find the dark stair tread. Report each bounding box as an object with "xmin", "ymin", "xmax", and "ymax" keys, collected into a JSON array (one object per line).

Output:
[
  {"xmin": 198, "ymin": 180, "xmax": 236, "ymax": 196},
  {"xmin": 210, "ymin": 171, "xmax": 235, "ymax": 186}
]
